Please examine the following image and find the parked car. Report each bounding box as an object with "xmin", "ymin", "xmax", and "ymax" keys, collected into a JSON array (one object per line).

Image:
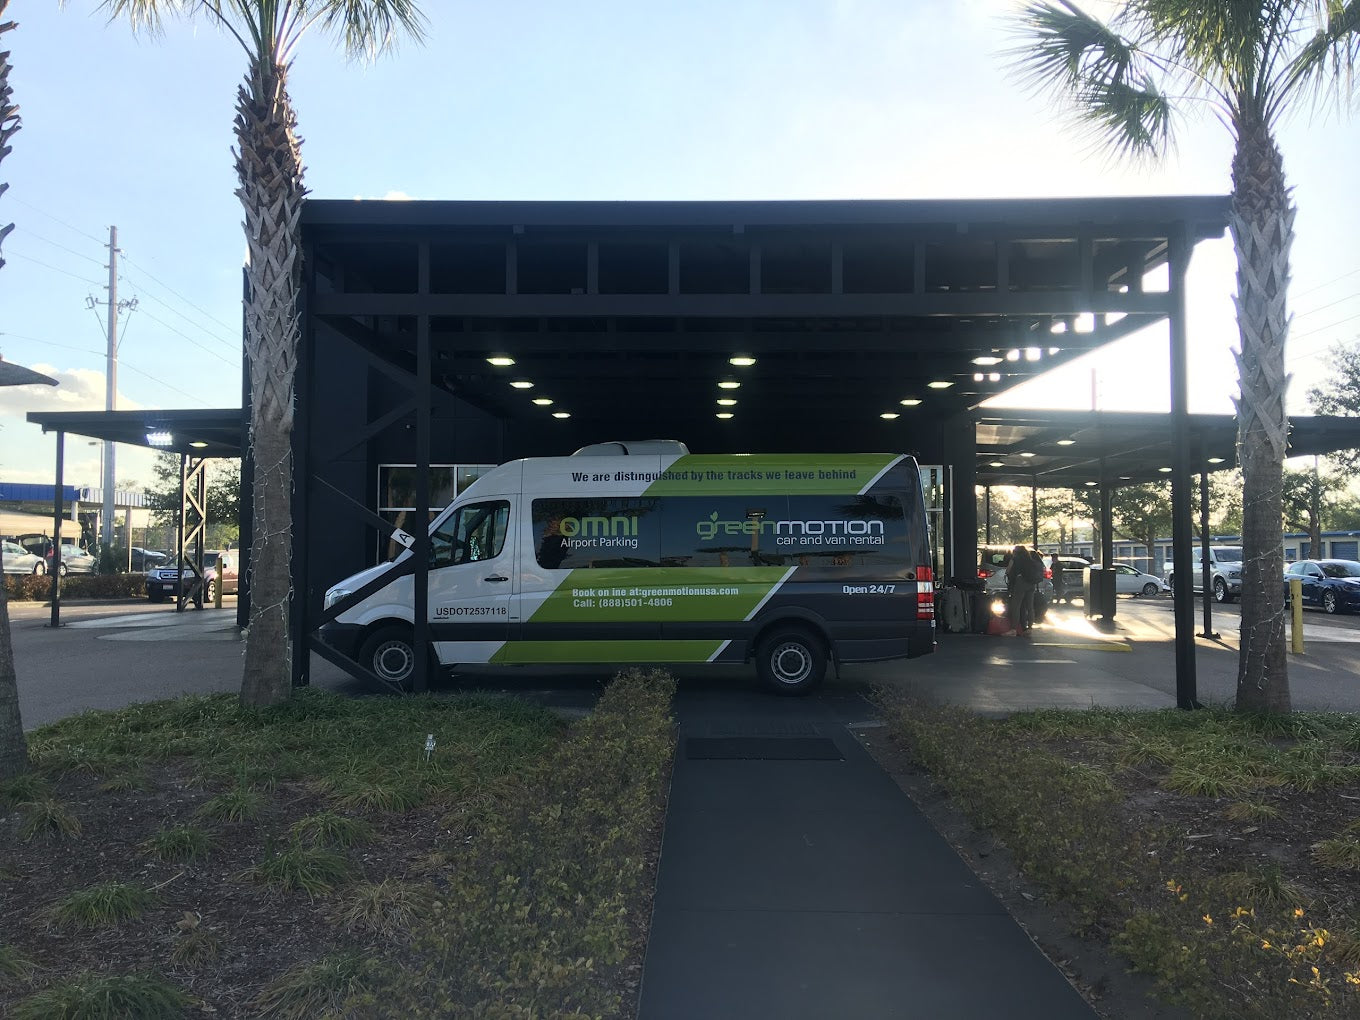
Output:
[
  {"xmin": 1283, "ymin": 559, "xmax": 1360, "ymax": 615},
  {"xmin": 47, "ymin": 543, "xmax": 98, "ymax": 576},
  {"xmin": 1048, "ymin": 554, "xmax": 1093, "ymax": 601},
  {"xmin": 145, "ymin": 550, "xmax": 224, "ymax": 603},
  {"xmin": 204, "ymin": 549, "xmax": 239, "ymax": 600},
  {"xmin": 978, "ymin": 544, "xmax": 1053, "ymax": 620},
  {"xmin": 1164, "ymin": 545, "xmax": 1244, "ymax": 603},
  {"xmin": 131, "ymin": 547, "xmax": 168, "ymax": 572},
  {"xmin": 1090, "ymin": 562, "xmax": 1170, "ymax": 597},
  {"xmin": 2, "ymin": 540, "xmax": 47, "ymax": 575}
]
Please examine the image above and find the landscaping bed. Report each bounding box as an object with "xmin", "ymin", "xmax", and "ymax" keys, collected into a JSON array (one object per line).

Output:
[
  {"xmin": 873, "ymin": 691, "xmax": 1360, "ymax": 1019},
  {"xmin": 0, "ymin": 668, "xmax": 676, "ymax": 1018}
]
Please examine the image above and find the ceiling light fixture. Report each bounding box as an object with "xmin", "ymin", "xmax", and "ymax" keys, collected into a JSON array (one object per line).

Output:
[
  {"xmin": 1074, "ymin": 313, "xmax": 1095, "ymax": 333},
  {"xmin": 1019, "ymin": 451, "xmax": 1035, "ymax": 458},
  {"xmin": 1158, "ymin": 466, "xmax": 1173, "ymax": 473},
  {"xmin": 900, "ymin": 398, "xmax": 922, "ymax": 407},
  {"xmin": 510, "ymin": 379, "xmax": 534, "ymax": 389},
  {"xmin": 716, "ymin": 412, "xmax": 734, "ymax": 419},
  {"xmin": 988, "ymin": 372, "xmax": 1001, "ymax": 382},
  {"xmin": 927, "ymin": 380, "xmax": 953, "ymax": 389},
  {"xmin": 989, "ymin": 460, "xmax": 1004, "ymax": 467},
  {"xmin": 189, "ymin": 441, "xmax": 208, "ymax": 449},
  {"xmin": 1024, "ymin": 347, "xmax": 1041, "ymax": 361},
  {"xmin": 717, "ymin": 398, "xmax": 737, "ymax": 406},
  {"xmin": 1207, "ymin": 457, "xmax": 1226, "ymax": 464},
  {"xmin": 971, "ymin": 355, "xmax": 1002, "ymax": 366},
  {"xmin": 552, "ymin": 411, "xmax": 571, "ymax": 419},
  {"xmin": 1048, "ymin": 346, "xmax": 1061, "ymax": 356},
  {"xmin": 1005, "ymin": 349, "xmax": 1021, "ymax": 361},
  {"xmin": 729, "ymin": 355, "xmax": 757, "ymax": 367},
  {"xmin": 1056, "ymin": 439, "xmax": 1076, "ymax": 446},
  {"xmin": 973, "ymin": 373, "xmax": 984, "ymax": 382},
  {"xmin": 1050, "ymin": 321, "xmax": 1068, "ymax": 334},
  {"xmin": 718, "ymin": 379, "xmax": 741, "ymax": 390},
  {"xmin": 146, "ymin": 430, "xmax": 173, "ymax": 447},
  {"xmin": 880, "ymin": 412, "xmax": 900, "ymax": 420},
  {"xmin": 486, "ymin": 355, "xmax": 515, "ymax": 367},
  {"xmin": 1085, "ymin": 480, "xmax": 1098, "ymax": 487},
  {"xmin": 532, "ymin": 397, "xmax": 554, "ymax": 406}
]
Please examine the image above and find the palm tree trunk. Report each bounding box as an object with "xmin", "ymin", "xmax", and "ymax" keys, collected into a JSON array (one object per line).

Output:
[
  {"xmin": 1230, "ymin": 114, "xmax": 1292, "ymax": 714},
  {"xmin": 236, "ymin": 55, "xmax": 305, "ymax": 708},
  {"xmin": 0, "ymin": 0, "xmax": 29, "ymax": 779}
]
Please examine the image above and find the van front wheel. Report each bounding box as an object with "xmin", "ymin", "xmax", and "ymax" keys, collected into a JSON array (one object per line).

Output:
[
  {"xmin": 756, "ymin": 628, "xmax": 826, "ymax": 696},
  {"xmin": 359, "ymin": 626, "xmax": 419, "ymax": 692}
]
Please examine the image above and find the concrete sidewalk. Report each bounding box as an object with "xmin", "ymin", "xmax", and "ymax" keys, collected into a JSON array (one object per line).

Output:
[{"xmin": 638, "ymin": 688, "xmax": 1096, "ymax": 1019}]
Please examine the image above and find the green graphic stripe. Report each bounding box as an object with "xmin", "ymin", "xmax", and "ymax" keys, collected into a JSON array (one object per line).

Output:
[
  {"xmin": 526, "ymin": 567, "xmax": 789, "ymax": 623},
  {"xmin": 643, "ymin": 454, "xmax": 898, "ymax": 495},
  {"xmin": 490, "ymin": 640, "xmax": 724, "ymax": 664}
]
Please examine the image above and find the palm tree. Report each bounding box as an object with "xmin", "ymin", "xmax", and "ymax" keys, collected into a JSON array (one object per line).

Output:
[
  {"xmin": 1009, "ymin": 1, "xmax": 1359, "ymax": 713},
  {"xmin": 101, "ymin": 1, "xmax": 426, "ymax": 706}
]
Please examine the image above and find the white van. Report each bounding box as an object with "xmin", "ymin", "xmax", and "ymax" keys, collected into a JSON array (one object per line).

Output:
[{"xmin": 320, "ymin": 442, "xmax": 936, "ymax": 694}]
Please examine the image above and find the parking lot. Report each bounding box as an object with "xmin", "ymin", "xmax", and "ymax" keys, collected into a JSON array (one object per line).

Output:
[{"xmin": 7, "ymin": 593, "xmax": 1360, "ymax": 731}]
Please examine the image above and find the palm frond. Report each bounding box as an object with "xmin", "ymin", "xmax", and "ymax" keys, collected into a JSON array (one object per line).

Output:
[
  {"xmin": 1285, "ymin": 0, "xmax": 1360, "ymax": 105},
  {"xmin": 1007, "ymin": 1, "xmax": 1173, "ymax": 158},
  {"xmin": 307, "ymin": 0, "xmax": 428, "ymax": 63}
]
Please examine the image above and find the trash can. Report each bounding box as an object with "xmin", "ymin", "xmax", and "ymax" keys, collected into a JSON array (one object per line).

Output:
[{"xmin": 1084, "ymin": 567, "xmax": 1117, "ymax": 619}]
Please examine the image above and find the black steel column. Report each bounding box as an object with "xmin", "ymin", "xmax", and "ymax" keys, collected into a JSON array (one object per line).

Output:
[
  {"xmin": 412, "ymin": 244, "xmax": 432, "ymax": 694},
  {"xmin": 48, "ymin": 432, "xmax": 64, "ymax": 628},
  {"xmin": 1169, "ymin": 227, "xmax": 1199, "ymax": 708},
  {"xmin": 1198, "ymin": 472, "xmax": 1219, "ymax": 638},
  {"xmin": 290, "ymin": 244, "xmax": 314, "ymax": 687}
]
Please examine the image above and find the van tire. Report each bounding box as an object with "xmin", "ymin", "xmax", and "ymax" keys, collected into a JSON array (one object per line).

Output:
[
  {"xmin": 359, "ymin": 625, "xmax": 423, "ymax": 692},
  {"xmin": 756, "ymin": 628, "xmax": 826, "ymax": 696}
]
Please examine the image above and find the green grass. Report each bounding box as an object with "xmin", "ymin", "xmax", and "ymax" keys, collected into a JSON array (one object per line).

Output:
[
  {"xmin": 324, "ymin": 777, "xmax": 427, "ymax": 814},
  {"xmin": 251, "ymin": 842, "xmax": 353, "ymax": 898},
  {"xmin": 0, "ymin": 942, "xmax": 39, "ymax": 983},
  {"xmin": 12, "ymin": 973, "xmax": 188, "ymax": 1019},
  {"xmin": 1210, "ymin": 864, "xmax": 1309, "ymax": 910},
  {"xmin": 1313, "ymin": 836, "xmax": 1360, "ymax": 871},
  {"xmin": 290, "ymin": 811, "xmax": 374, "ymax": 848},
  {"xmin": 1221, "ymin": 800, "xmax": 1282, "ymax": 822},
  {"xmin": 48, "ymin": 881, "xmax": 156, "ymax": 929},
  {"xmin": 0, "ymin": 772, "xmax": 49, "ymax": 807},
  {"xmin": 195, "ymin": 787, "xmax": 265, "ymax": 823},
  {"xmin": 334, "ymin": 879, "xmax": 429, "ymax": 935},
  {"xmin": 252, "ymin": 952, "xmax": 369, "ymax": 1019},
  {"xmin": 143, "ymin": 825, "xmax": 215, "ymax": 863},
  {"xmin": 18, "ymin": 798, "xmax": 81, "ymax": 842}
]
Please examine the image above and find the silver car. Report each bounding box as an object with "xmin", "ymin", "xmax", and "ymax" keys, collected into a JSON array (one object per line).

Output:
[{"xmin": 2, "ymin": 540, "xmax": 47, "ymax": 576}]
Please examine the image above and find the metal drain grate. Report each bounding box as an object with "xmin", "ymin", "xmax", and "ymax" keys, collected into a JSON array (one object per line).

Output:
[{"xmin": 685, "ymin": 737, "xmax": 844, "ymax": 761}]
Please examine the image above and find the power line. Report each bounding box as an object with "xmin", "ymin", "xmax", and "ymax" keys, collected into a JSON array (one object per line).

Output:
[
  {"xmin": 22, "ymin": 229, "xmax": 106, "ymax": 267},
  {"xmin": 10, "ymin": 197, "xmax": 108, "ymax": 246},
  {"xmin": 0, "ymin": 331, "xmax": 207, "ymax": 404},
  {"xmin": 136, "ymin": 308, "xmax": 240, "ymax": 369},
  {"xmin": 1292, "ymin": 289, "xmax": 1360, "ymax": 322},
  {"xmin": 120, "ymin": 253, "xmax": 240, "ymax": 338},
  {"xmin": 120, "ymin": 269, "xmax": 239, "ymax": 352},
  {"xmin": 6, "ymin": 249, "xmax": 103, "ymax": 286},
  {"xmin": 1292, "ymin": 266, "xmax": 1360, "ymax": 302}
]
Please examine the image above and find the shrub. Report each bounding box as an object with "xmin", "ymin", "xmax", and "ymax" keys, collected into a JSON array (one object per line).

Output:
[
  {"xmin": 144, "ymin": 825, "xmax": 215, "ymax": 863},
  {"xmin": 18, "ymin": 798, "xmax": 81, "ymax": 842},
  {"xmin": 290, "ymin": 811, "xmax": 373, "ymax": 849},
  {"xmin": 252, "ymin": 952, "xmax": 369, "ymax": 1019},
  {"xmin": 196, "ymin": 788, "xmax": 265, "ymax": 823},
  {"xmin": 252, "ymin": 842, "xmax": 352, "ymax": 898},
  {"xmin": 48, "ymin": 881, "xmax": 155, "ymax": 929},
  {"xmin": 12, "ymin": 973, "xmax": 188, "ymax": 1019}
]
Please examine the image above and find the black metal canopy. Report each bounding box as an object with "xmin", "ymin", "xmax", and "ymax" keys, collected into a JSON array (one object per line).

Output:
[
  {"xmin": 303, "ymin": 195, "xmax": 1231, "ymax": 450},
  {"xmin": 975, "ymin": 411, "xmax": 1360, "ymax": 488},
  {"xmin": 25, "ymin": 409, "xmax": 244, "ymax": 458}
]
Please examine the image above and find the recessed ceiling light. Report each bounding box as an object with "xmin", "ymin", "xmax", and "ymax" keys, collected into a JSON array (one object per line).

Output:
[
  {"xmin": 1074, "ymin": 313, "xmax": 1095, "ymax": 333},
  {"xmin": 1048, "ymin": 346, "xmax": 1061, "ymax": 355},
  {"xmin": 716, "ymin": 412, "xmax": 734, "ymax": 419},
  {"xmin": 972, "ymin": 356, "xmax": 1002, "ymax": 366},
  {"xmin": 1207, "ymin": 457, "xmax": 1226, "ymax": 464},
  {"xmin": 927, "ymin": 381, "xmax": 953, "ymax": 389},
  {"xmin": 532, "ymin": 397, "xmax": 554, "ymax": 406},
  {"xmin": 718, "ymin": 379, "xmax": 741, "ymax": 390},
  {"xmin": 717, "ymin": 398, "xmax": 737, "ymax": 406},
  {"xmin": 729, "ymin": 355, "xmax": 757, "ymax": 367},
  {"xmin": 552, "ymin": 411, "xmax": 571, "ymax": 419},
  {"xmin": 510, "ymin": 379, "xmax": 534, "ymax": 389},
  {"xmin": 1085, "ymin": 480, "xmax": 1098, "ymax": 487},
  {"xmin": 1005, "ymin": 349, "xmax": 1021, "ymax": 361},
  {"xmin": 973, "ymin": 373, "xmax": 984, "ymax": 382},
  {"xmin": 1050, "ymin": 321, "xmax": 1068, "ymax": 334},
  {"xmin": 880, "ymin": 412, "xmax": 900, "ymax": 420},
  {"xmin": 486, "ymin": 355, "xmax": 515, "ymax": 367},
  {"xmin": 1024, "ymin": 347, "xmax": 1041, "ymax": 361},
  {"xmin": 146, "ymin": 431, "xmax": 173, "ymax": 447},
  {"xmin": 1019, "ymin": 452, "xmax": 1035, "ymax": 458},
  {"xmin": 900, "ymin": 398, "xmax": 922, "ymax": 407},
  {"xmin": 1056, "ymin": 439, "xmax": 1076, "ymax": 446},
  {"xmin": 989, "ymin": 461, "xmax": 1004, "ymax": 467},
  {"xmin": 987, "ymin": 372, "xmax": 1001, "ymax": 382},
  {"xmin": 1158, "ymin": 466, "xmax": 1173, "ymax": 473},
  {"xmin": 189, "ymin": 441, "xmax": 208, "ymax": 449}
]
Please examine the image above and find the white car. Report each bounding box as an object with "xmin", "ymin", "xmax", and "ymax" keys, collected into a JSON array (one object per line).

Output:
[
  {"xmin": 2, "ymin": 540, "xmax": 47, "ymax": 575},
  {"xmin": 1091, "ymin": 562, "xmax": 1169, "ymax": 597}
]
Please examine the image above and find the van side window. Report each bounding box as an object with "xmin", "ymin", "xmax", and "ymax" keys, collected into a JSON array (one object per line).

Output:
[{"xmin": 430, "ymin": 500, "xmax": 510, "ymax": 568}]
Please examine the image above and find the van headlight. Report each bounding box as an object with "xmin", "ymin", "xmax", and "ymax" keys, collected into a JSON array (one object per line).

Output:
[{"xmin": 324, "ymin": 588, "xmax": 351, "ymax": 610}]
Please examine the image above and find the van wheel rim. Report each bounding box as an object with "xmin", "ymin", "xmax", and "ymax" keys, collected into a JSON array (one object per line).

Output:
[
  {"xmin": 770, "ymin": 642, "xmax": 812, "ymax": 684},
  {"xmin": 372, "ymin": 640, "xmax": 415, "ymax": 682}
]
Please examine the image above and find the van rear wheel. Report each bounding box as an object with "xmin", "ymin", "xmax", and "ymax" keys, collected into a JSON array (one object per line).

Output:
[{"xmin": 756, "ymin": 628, "xmax": 826, "ymax": 696}]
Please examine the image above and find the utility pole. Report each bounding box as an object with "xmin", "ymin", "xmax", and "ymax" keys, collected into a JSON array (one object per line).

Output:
[{"xmin": 90, "ymin": 226, "xmax": 136, "ymax": 569}]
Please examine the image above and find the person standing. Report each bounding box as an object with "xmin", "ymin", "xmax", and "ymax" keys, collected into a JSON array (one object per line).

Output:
[{"xmin": 1006, "ymin": 543, "xmax": 1041, "ymax": 636}]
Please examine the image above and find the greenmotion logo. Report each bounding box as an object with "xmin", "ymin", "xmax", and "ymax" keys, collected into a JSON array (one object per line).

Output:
[{"xmin": 695, "ymin": 512, "xmax": 884, "ymax": 542}]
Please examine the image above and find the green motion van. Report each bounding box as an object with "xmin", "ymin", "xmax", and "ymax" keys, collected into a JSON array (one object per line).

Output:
[{"xmin": 320, "ymin": 441, "xmax": 936, "ymax": 694}]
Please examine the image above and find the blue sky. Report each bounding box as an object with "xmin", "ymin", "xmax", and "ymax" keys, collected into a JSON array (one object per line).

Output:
[{"xmin": 1, "ymin": 0, "xmax": 1357, "ymax": 487}]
